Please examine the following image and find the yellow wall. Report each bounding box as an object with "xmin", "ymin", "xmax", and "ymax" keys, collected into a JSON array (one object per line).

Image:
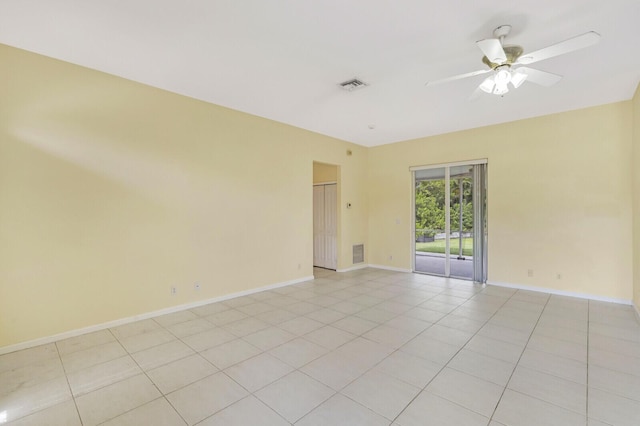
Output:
[
  {"xmin": 1, "ymin": 42, "xmax": 636, "ymax": 350},
  {"xmin": 369, "ymin": 103, "xmax": 634, "ymax": 300},
  {"xmin": 0, "ymin": 45, "xmax": 368, "ymax": 348},
  {"xmin": 313, "ymin": 162, "xmax": 338, "ymax": 184},
  {"xmin": 633, "ymin": 83, "xmax": 640, "ymax": 314}
]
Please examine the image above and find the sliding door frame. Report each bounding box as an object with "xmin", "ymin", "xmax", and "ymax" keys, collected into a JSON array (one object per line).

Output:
[{"xmin": 410, "ymin": 159, "xmax": 488, "ymax": 282}]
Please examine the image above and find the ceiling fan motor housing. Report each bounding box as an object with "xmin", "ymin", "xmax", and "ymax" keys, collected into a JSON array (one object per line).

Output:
[{"xmin": 482, "ymin": 45, "xmax": 524, "ymax": 69}]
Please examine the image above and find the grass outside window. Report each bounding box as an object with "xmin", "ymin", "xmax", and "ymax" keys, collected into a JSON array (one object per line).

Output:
[{"xmin": 416, "ymin": 237, "xmax": 473, "ymax": 257}]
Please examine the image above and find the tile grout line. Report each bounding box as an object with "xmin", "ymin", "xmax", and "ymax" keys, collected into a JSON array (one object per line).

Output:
[
  {"xmin": 279, "ymin": 274, "xmax": 474, "ymax": 423},
  {"xmin": 485, "ymin": 291, "xmax": 551, "ymax": 423},
  {"xmin": 131, "ymin": 309, "xmax": 289, "ymax": 424},
  {"xmin": 121, "ymin": 315, "xmax": 284, "ymax": 425},
  {"xmin": 193, "ymin": 300, "xmax": 300, "ymax": 425},
  {"xmin": 250, "ymin": 271, "xmax": 402, "ymax": 424},
  {"xmin": 276, "ymin": 277, "xmax": 439, "ymax": 422},
  {"xmin": 54, "ymin": 340, "xmax": 85, "ymax": 426},
  {"xmin": 486, "ymin": 293, "xmax": 598, "ymax": 422},
  {"xmin": 180, "ymin": 288, "xmax": 338, "ymax": 425},
  {"xmin": 100, "ymin": 327, "xmax": 191, "ymax": 426},
  {"xmin": 326, "ymin": 297, "xmax": 460, "ymax": 421},
  {"xmin": 291, "ymin": 275, "xmax": 460, "ymax": 424},
  {"xmin": 389, "ymin": 283, "xmax": 518, "ymax": 424}
]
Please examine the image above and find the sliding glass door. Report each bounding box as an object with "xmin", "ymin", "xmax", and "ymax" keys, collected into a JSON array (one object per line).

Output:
[
  {"xmin": 412, "ymin": 161, "xmax": 487, "ymax": 282},
  {"xmin": 414, "ymin": 167, "xmax": 447, "ymax": 276}
]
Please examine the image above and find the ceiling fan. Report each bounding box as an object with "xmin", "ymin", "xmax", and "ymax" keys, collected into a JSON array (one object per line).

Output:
[{"xmin": 426, "ymin": 25, "xmax": 601, "ymax": 97}]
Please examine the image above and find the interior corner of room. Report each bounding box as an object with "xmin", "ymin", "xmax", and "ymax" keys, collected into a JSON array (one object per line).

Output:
[{"xmin": 1, "ymin": 43, "xmax": 639, "ymax": 352}]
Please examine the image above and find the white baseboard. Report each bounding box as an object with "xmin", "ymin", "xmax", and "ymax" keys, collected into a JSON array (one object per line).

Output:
[
  {"xmin": 487, "ymin": 280, "xmax": 633, "ymax": 305},
  {"xmin": 368, "ymin": 264, "xmax": 413, "ymax": 273},
  {"xmin": 0, "ymin": 275, "xmax": 314, "ymax": 356},
  {"xmin": 337, "ymin": 263, "xmax": 412, "ymax": 274},
  {"xmin": 336, "ymin": 264, "xmax": 370, "ymax": 273}
]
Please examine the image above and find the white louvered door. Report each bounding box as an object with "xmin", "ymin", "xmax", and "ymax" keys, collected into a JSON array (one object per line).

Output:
[
  {"xmin": 324, "ymin": 184, "xmax": 337, "ymax": 269},
  {"xmin": 313, "ymin": 185, "xmax": 326, "ymax": 268},
  {"xmin": 313, "ymin": 184, "xmax": 337, "ymax": 269}
]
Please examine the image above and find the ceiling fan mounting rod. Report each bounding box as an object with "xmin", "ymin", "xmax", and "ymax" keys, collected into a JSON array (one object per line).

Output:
[{"xmin": 493, "ymin": 24, "xmax": 512, "ymax": 45}]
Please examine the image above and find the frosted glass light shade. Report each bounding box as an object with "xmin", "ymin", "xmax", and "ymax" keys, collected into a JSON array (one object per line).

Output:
[
  {"xmin": 495, "ymin": 68, "xmax": 511, "ymax": 85},
  {"xmin": 511, "ymin": 70, "xmax": 528, "ymax": 88},
  {"xmin": 493, "ymin": 82, "xmax": 509, "ymax": 95},
  {"xmin": 479, "ymin": 77, "xmax": 496, "ymax": 93}
]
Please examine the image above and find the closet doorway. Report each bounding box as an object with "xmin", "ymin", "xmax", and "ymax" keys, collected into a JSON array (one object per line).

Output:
[{"xmin": 313, "ymin": 162, "xmax": 338, "ymax": 270}]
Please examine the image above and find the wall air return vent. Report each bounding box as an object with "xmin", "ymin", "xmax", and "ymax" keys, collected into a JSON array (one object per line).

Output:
[
  {"xmin": 339, "ymin": 78, "xmax": 368, "ymax": 91},
  {"xmin": 353, "ymin": 244, "xmax": 364, "ymax": 264}
]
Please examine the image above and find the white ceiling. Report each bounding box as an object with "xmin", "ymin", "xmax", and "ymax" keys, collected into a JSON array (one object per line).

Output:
[{"xmin": 1, "ymin": 0, "xmax": 639, "ymax": 147}]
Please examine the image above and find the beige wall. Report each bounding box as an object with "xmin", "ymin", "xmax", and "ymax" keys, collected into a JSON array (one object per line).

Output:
[
  {"xmin": 368, "ymin": 103, "xmax": 634, "ymax": 301},
  {"xmin": 313, "ymin": 162, "xmax": 338, "ymax": 184},
  {"xmin": 633, "ymin": 83, "xmax": 640, "ymax": 314},
  {"xmin": 0, "ymin": 45, "xmax": 368, "ymax": 348},
  {"xmin": 1, "ymin": 42, "xmax": 636, "ymax": 350}
]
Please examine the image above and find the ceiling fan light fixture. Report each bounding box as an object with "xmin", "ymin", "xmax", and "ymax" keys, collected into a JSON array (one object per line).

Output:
[
  {"xmin": 511, "ymin": 70, "xmax": 527, "ymax": 88},
  {"xmin": 493, "ymin": 82, "xmax": 509, "ymax": 95},
  {"xmin": 479, "ymin": 77, "xmax": 496, "ymax": 93},
  {"xmin": 494, "ymin": 66, "xmax": 511, "ymax": 85}
]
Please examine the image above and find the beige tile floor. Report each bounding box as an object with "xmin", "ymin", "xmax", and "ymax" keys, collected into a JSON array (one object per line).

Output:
[{"xmin": 1, "ymin": 267, "xmax": 640, "ymax": 425}]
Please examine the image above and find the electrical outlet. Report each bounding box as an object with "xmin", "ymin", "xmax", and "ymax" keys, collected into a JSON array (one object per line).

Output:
[
  {"xmin": 389, "ymin": 255, "xmax": 393, "ymax": 260},
  {"xmin": 194, "ymin": 282, "xmax": 201, "ymax": 291},
  {"xmin": 527, "ymin": 269, "xmax": 534, "ymax": 277},
  {"xmin": 297, "ymin": 263, "xmax": 301, "ymax": 270},
  {"xmin": 556, "ymin": 273, "xmax": 562, "ymax": 280},
  {"xmin": 170, "ymin": 286, "xmax": 177, "ymax": 296}
]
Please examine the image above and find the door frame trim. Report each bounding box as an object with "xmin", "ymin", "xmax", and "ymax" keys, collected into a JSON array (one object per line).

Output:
[
  {"xmin": 409, "ymin": 158, "xmax": 487, "ymax": 172},
  {"xmin": 411, "ymin": 159, "xmax": 488, "ymax": 279}
]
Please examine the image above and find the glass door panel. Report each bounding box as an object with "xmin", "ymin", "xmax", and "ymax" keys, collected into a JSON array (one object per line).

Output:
[
  {"xmin": 449, "ymin": 165, "xmax": 473, "ymax": 279},
  {"xmin": 414, "ymin": 167, "xmax": 447, "ymax": 276}
]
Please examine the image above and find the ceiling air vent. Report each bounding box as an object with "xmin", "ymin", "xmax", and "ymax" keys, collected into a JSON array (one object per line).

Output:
[{"xmin": 339, "ymin": 78, "xmax": 368, "ymax": 91}]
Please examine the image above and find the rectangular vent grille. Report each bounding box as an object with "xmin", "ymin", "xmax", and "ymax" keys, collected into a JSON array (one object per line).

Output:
[
  {"xmin": 353, "ymin": 244, "xmax": 364, "ymax": 264},
  {"xmin": 339, "ymin": 78, "xmax": 368, "ymax": 91}
]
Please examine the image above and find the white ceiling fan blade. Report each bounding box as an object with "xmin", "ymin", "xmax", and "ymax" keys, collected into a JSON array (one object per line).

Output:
[
  {"xmin": 516, "ymin": 31, "xmax": 601, "ymax": 65},
  {"xmin": 469, "ymin": 87, "xmax": 484, "ymax": 102},
  {"xmin": 518, "ymin": 67, "xmax": 562, "ymax": 86},
  {"xmin": 425, "ymin": 69, "xmax": 491, "ymax": 86},
  {"xmin": 476, "ymin": 38, "xmax": 507, "ymax": 63}
]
